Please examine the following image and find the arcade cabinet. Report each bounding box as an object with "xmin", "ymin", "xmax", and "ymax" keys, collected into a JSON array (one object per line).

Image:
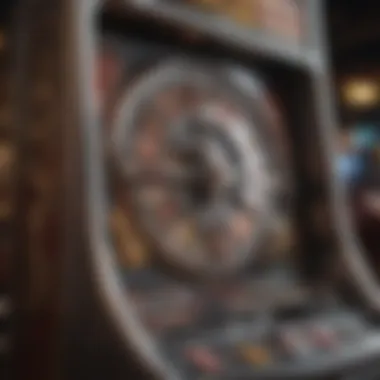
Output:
[{"xmin": 8, "ymin": 1, "xmax": 380, "ymax": 379}]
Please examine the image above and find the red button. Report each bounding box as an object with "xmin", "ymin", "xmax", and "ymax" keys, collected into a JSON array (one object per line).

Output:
[
  {"xmin": 184, "ymin": 346, "xmax": 222, "ymax": 373},
  {"xmin": 312, "ymin": 326, "xmax": 338, "ymax": 350},
  {"xmin": 279, "ymin": 329, "xmax": 312, "ymax": 357}
]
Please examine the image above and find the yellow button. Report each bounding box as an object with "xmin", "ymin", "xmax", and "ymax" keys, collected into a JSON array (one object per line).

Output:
[{"xmin": 239, "ymin": 345, "xmax": 271, "ymax": 366}]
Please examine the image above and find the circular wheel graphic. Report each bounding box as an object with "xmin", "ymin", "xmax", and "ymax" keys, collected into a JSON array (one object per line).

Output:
[{"xmin": 111, "ymin": 60, "xmax": 289, "ymax": 276}]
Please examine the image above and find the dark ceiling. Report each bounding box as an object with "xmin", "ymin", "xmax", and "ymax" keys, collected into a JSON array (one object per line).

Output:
[
  {"xmin": 327, "ymin": 0, "xmax": 380, "ymax": 74},
  {"xmin": 0, "ymin": 0, "xmax": 14, "ymax": 25}
]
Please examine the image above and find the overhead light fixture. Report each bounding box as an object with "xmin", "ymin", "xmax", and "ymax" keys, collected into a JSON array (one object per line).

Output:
[{"xmin": 342, "ymin": 79, "xmax": 380, "ymax": 108}]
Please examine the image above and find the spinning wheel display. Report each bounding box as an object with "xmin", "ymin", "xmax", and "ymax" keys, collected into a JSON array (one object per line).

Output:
[
  {"xmin": 102, "ymin": 56, "xmax": 299, "ymax": 378},
  {"xmin": 109, "ymin": 60, "xmax": 293, "ymax": 276}
]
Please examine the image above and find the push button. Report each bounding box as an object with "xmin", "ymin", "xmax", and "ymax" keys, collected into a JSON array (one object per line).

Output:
[
  {"xmin": 277, "ymin": 327, "xmax": 313, "ymax": 359},
  {"xmin": 239, "ymin": 344, "xmax": 271, "ymax": 367},
  {"xmin": 310, "ymin": 325, "xmax": 338, "ymax": 351},
  {"xmin": 184, "ymin": 345, "xmax": 223, "ymax": 374}
]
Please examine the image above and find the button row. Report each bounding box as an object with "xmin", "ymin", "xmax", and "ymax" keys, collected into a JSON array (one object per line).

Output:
[
  {"xmin": 179, "ymin": 316, "xmax": 367, "ymax": 375},
  {"xmin": 183, "ymin": 342, "xmax": 272, "ymax": 376}
]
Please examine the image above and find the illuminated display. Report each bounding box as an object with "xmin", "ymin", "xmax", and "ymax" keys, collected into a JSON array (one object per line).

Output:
[
  {"xmin": 113, "ymin": 75, "xmax": 267, "ymax": 275},
  {"xmin": 96, "ymin": 46, "xmax": 295, "ymax": 275},
  {"xmin": 96, "ymin": 39, "xmax": 297, "ymax": 352},
  {"xmin": 185, "ymin": 0, "xmax": 304, "ymax": 42}
]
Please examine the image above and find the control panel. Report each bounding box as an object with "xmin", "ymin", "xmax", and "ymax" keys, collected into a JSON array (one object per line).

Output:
[{"xmin": 166, "ymin": 311, "xmax": 377, "ymax": 379}]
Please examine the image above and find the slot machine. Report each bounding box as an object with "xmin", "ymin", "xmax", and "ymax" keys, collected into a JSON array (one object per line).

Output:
[{"xmin": 8, "ymin": 0, "xmax": 380, "ymax": 379}]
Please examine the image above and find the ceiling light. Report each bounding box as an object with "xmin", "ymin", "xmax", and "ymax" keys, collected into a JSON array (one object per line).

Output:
[{"xmin": 342, "ymin": 79, "xmax": 380, "ymax": 108}]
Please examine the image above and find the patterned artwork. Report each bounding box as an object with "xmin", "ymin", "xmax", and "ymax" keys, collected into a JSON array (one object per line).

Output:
[{"xmin": 105, "ymin": 58, "xmax": 295, "ymax": 277}]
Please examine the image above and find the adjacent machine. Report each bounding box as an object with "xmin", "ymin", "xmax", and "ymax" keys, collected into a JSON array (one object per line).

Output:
[{"xmin": 9, "ymin": 1, "xmax": 380, "ymax": 379}]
